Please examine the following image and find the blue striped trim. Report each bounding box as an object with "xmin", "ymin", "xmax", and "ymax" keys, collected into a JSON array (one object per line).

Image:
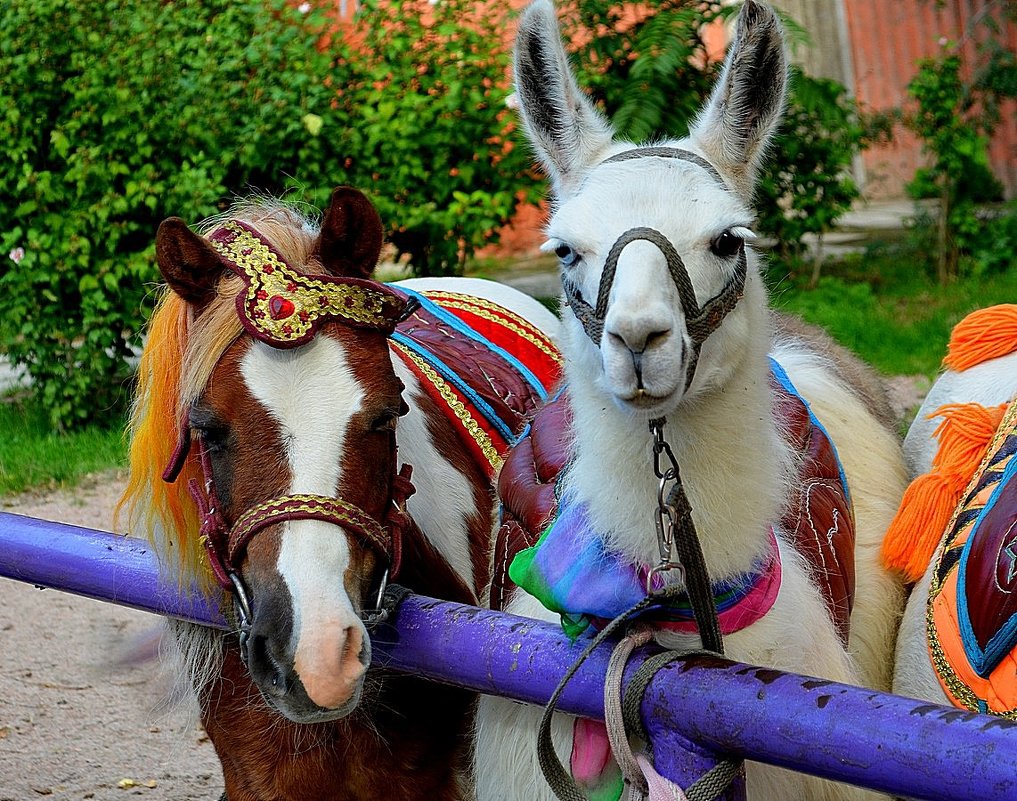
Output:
[
  {"xmin": 394, "ymin": 287, "xmax": 550, "ymax": 402},
  {"xmin": 957, "ymin": 454, "xmax": 1017, "ymax": 678},
  {"xmin": 769, "ymin": 357, "xmax": 851, "ymax": 506}
]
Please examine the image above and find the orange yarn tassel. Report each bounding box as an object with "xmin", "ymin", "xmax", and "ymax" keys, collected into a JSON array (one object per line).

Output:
[
  {"xmin": 882, "ymin": 402, "xmax": 1006, "ymax": 581},
  {"xmin": 943, "ymin": 304, "xmax": 1017, "ymax": 372}
]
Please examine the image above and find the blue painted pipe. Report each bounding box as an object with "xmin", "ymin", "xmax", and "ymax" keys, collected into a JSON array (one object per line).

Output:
[{"xmin": 3, "ymin": 512, "xmax": 1017, "ymax": 800}]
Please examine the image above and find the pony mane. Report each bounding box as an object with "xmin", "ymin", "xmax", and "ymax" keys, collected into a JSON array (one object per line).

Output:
[{"xmin": 117, "ymin": 201, "xmax": 324, "ymax": 591}]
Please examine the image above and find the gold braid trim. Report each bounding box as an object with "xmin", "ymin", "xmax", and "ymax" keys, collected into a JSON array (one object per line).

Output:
[
  {"xmin": 423, "ymin": 291, "xmax": 563, "ymax": 366},
  {"xmin": 390, "ymin": 340, "xmax": 502, "ymax": 473},
  {"xmin": 209, "ymin": 221, "xmax": 402, "ymax": 344}
]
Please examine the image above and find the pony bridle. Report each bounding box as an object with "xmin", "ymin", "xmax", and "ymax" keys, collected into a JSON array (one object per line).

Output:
[
  {"xmin": 561, "ymin": 147, "xmax": 750, "ymax": 654},
  {"xmin": 562, "ymin": 147, "xmax": 747, "ymax": 394},
  {"xmin": 162, "ymin": 219, "xmax": 419, "ymax": 639}
]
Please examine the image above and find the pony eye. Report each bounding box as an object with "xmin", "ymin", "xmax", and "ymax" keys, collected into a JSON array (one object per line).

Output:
[
  {"xmin": 554, "ymin": 243, "xmax": 581, "ymax": 268},
  {"xmin": 710, "ymin": 230, "xmax": 744, "ymax": 259},
  {"xmin": 371, "ymin": 411, "xmax": 399, "ymax": 433}
]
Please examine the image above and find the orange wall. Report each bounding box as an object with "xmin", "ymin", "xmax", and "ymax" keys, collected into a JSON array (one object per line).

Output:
[{"xmin": 844, "ymin": 0, "xmax": 1017, "ymax": 199}]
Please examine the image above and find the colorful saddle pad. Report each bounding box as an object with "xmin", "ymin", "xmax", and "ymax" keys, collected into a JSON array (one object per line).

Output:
[
  {"xmin": 390, "ymin": 288, "xmax": 562, "ymax": 477},
  {"xmin": 928, "ymin": 396, "xmax": 1017, "ymax": 717}
]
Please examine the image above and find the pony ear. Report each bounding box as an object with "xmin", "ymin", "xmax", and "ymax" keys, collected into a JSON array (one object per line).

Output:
[
  {"xmin": 315, "ymin": 186, "xmax": 384, "ymax": 279},
  {"xmin": 687, "ymin": 0, "xmax": 788, "ymax": 200},
  {"xmin": 513, "ymin": 0, "xmax": 614, "ymax": 196},
  {"xmin": 156, "ymin": 217, "xmax": 224, "ymax": 307}
]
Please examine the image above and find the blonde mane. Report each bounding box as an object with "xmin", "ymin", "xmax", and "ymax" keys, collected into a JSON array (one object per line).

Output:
[{"xmin": 117, "ymin": 201, "xmax": 324, "ymax": 591}]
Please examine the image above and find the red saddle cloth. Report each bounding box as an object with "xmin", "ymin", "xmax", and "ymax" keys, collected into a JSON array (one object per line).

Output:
[
  {"xmin": 390, "ymin": 288, "xmax": 562, "ymax": 477},
  {"xmin": 492, "ymin": 369, "xmax": 856, "ymax": 645}
]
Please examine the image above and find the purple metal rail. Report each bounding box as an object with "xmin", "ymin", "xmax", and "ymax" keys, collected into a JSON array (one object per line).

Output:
[{"xmin": 3, "ymin": 511, "xmax": 1017, "ymax": 800}]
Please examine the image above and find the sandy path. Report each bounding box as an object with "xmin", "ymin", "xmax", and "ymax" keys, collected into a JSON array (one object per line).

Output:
[{"xmin": 0, "ymin": 474, "xmax": 223, "ymax": 801}]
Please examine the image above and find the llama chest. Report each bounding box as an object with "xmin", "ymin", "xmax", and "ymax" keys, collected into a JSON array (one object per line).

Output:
[{"xmin": 492, "ymin": 363, "xmax": 855, "ymax": 645}]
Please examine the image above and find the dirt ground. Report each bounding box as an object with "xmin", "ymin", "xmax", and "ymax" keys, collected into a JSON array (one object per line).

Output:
[
  {"xmin": 0, "ymin": 374, "xmax": 928, "ymax": 801},
  {"xmin": 0, "ymin": 474, "xmax": 224, "ymax": 801}
]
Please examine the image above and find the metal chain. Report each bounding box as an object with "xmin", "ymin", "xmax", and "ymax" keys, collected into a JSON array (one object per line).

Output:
[{"xmin": 648, "ymin": 418, "xmax": 685, "ymax": 593}]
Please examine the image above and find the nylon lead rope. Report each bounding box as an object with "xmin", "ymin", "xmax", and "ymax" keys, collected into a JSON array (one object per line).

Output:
[{"xmin": 621, "ymin": 651, "xmax": 744, "ymax": 801}]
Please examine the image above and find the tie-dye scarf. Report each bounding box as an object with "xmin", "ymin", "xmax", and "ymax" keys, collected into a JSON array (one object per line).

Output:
[{"xmin": 509, "ymin": 493, "xmax": 781, "ymax": 800}]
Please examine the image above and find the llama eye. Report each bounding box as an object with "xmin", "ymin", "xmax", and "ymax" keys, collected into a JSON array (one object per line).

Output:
[
  {"xmin": 710, "ymin": 230, "xmax": 744, "ymax": 259},
  {"xmin": 554, "ymin": 243, "xmax": 580, "ymax": 268}
]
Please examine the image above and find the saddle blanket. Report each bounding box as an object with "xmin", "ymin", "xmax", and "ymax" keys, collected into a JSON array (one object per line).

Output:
[
  {"xmin": 492, "ymin": 358, "xmax": 857, "ymax": 645},
  {"xmin": 928, "ymin": 396, "xmax": 1017, "ymax": 717},
  {"xmin": 390, "ymin": 288, "xmax": 562, "ymax": 476}
]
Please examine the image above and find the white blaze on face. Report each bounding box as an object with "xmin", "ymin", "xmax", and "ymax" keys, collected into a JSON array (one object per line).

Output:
[{"xmin": 241, "ymin": 336, "xmax": 370, "ymax": 710}]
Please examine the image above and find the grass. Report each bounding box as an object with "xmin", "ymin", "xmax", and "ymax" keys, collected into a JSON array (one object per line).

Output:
[
  {"xmin": 768, "ymin": 240, "xmax": 1017, "ymax": 377},
  {"xmin": 0, "ymin": 396, "xmax": 127, "ymax": 497}
]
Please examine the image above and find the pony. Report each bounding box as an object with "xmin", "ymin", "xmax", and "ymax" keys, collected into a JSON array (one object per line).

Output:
[
  {"xmin": 474, "ymin": 2, "xmax": 908, "ymax": 799},
  {"xmin": 119, "ymin": 186, "xmax": 561, "ymax": 801},
  {"xmin": 884, "ymin": 306, "xmax": 1017, "ymax": 719}
]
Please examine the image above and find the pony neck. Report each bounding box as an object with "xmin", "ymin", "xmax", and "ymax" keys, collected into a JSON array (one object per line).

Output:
[{"xmin": 562, "ymin": 305, "xmax": 790, "ymax": 582}]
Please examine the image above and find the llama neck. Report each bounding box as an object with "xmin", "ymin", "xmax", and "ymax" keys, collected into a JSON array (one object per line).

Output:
[{"xmin": 562, "ymin": 310, "xmax": 789, "ymax": 582}]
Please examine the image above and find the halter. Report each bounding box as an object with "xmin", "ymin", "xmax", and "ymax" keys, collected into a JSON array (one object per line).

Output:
[
  {"xmin": 562, "ymin": 147, "xmax": 747, "ymax": 394},
  {"xmin": 162, "ymin": 219, "xmax": 418, "ymax": 633}
]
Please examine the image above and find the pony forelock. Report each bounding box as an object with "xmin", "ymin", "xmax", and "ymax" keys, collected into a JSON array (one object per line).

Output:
[{"xmin": 116, "ymin": 200, "xmax": 323, "ymax": 593}]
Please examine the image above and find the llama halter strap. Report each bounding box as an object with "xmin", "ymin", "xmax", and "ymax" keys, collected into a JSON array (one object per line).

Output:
[
  {"xmin": 562, "ymin": 147, "xmax": 747, "ymax": 394},
  {"xmin": 207, "ymin": 219, "xmax": 409, "ymax": 346}
]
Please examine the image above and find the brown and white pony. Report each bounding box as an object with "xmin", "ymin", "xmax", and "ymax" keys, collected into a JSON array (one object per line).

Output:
[
  {"xmin": 475, "ymin": 3, "xmax": 908, "ymax": 799},
  {"xmin": 119, "ymin": 186, "xmax": 560, "ymax": 800}
]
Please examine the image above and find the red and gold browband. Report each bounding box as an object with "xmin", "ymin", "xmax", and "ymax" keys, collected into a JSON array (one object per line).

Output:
[{"xmin": 207, "ymin": 219, "xmax": 408, "ymax": 347}]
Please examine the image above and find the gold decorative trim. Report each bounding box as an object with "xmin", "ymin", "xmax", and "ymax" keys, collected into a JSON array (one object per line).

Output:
[
  {"xmin": 926, "ymin": 396, "xmax": 1017, "ymax": 718},
  {"xmin": 208, "ymin": 221, "xmax": 403, "ymax": 345},
  {"xmin": 390, "ymin": 340, "xmax": 502, "ymax": 472},
  {"xmin": 423, "ymin": 291, "xmax": 563, "ymax": 367}
]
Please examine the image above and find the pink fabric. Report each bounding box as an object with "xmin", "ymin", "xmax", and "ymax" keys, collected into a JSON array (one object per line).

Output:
[
  {"xmin": 636, "ymin": 754, "xmax": 688, "ymax": 801},
  {"xmin": 572, "ymin": 719, "xmax": 615, "ymax": 786}
]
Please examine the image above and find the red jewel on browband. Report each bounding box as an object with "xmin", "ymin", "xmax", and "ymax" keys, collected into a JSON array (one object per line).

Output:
[{"xmin": 206, "ymin": 220, "xmax": 407, "ymax": 348}]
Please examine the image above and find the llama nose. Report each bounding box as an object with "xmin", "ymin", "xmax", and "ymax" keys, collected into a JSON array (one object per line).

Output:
[{"xmin": 607, "ymin": 324, "xmax": 671, "ymax": 358}]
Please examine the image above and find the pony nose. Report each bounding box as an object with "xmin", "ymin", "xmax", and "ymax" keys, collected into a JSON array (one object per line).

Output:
[
  {"xmin": 293, "ymin": 622, "xmax": 369, "ymax": 710},
  {"xmin": 246, "ymin": 629, "xmax": 291, "ymax": 698}
]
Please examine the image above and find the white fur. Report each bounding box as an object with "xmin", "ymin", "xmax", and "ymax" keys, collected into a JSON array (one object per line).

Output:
[
  {"xmin": 902, "ymin": 351, "xmax": 1017, "ymax": 478},
  {"xmin": 242, "ymin": 336, "xmax": 369, "ymax": 710},
  {"xmin": 476, "ymin": 3, "xmax": 905, "ymax": 798},
  {"xmin": 893, "ymin": 352, "xmax": 1017, "ymax": 705}
]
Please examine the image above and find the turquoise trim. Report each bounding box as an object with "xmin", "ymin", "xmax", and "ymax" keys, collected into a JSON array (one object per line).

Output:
[
  {"xmin": 768, "ymin": 357, "xmax": 851, "ymax": 506},
  {"xmin": 394, "ymin": 286, "xmax": 550, "ymax": 402},
  {"xmin": 956, "ymin": 455, "xmax": 1017, "ymax": 678}
]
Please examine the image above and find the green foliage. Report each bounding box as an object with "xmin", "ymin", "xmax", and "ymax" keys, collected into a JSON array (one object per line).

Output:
[
  {"xmin": 0, "ymin": 0, "xmax": 346, "ymax": 429},
  {"xmin": 331, "ymin": 0, "xmax": 535, "ymax": 276},
  {"xmin": 904, "ymin": 14, "xmax": 1017, "ymax": 284},
  {"xmin": 556, "ymin": 2, "xmax": 863, "ymax": 254},
  {"xmin": 1, "ymin": 0, "xmax": 530, "ymax": 429},
  {"xmin": 755, "ymin": 69, "xmax": 864, "ymax": 263},
  {"xmin": 768, "ymin": 240, "xmax": 1017, "ymax": 377}
]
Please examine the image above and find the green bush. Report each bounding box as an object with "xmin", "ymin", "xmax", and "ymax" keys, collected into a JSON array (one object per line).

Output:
[
  {"xmin": 1, "ymin": 0, "xmax": 530, "ymax": 428},
  {"xmin": 334, "ymin": 0, "xmax": 538, "ymax": 276}
]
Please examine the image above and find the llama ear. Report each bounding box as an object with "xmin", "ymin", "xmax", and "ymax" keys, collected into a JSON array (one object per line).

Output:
[
  {"xmin": 315, "ymin": 186, "xmax": 384, "ymax": 279},
  {"xmin": 687, "ymin": 0, "xmax": 788, "ymax": 200},
  {"xmin": 513, "ymin": 0, "xmax": 614, "ymax": 195},
  {"xmin": 156, "ymin": 217, "xmax": 224, "ymax": 308}
]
